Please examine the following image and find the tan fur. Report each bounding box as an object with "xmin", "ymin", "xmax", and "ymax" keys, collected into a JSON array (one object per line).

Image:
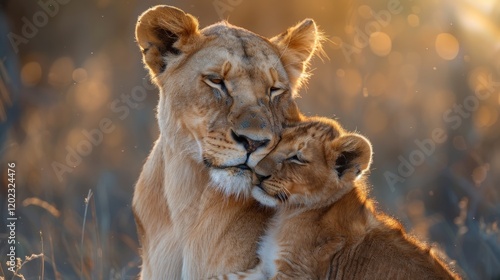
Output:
[
  {"xmin": 218, "ymin": 117, "xmax": 460, "ymax": 279},
  {"xmin": 133, "ymin": 5, "xmax": 323, "ymax": 279}
]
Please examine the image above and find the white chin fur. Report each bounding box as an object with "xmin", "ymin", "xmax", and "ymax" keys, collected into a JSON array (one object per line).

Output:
[
  {"xmin": 209, "ymin": 169, "xmax": 252, "ymax": 199},
  {"xmin": 251, "ymin": 187, "xmax": 278, "ymax": 207}
]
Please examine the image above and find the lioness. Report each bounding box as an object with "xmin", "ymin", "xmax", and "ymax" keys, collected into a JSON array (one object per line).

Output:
[
  {"xmin": 133, "ymin": 5, "xmax": 323, "ymax": 279},
  {"xmin": 216, "ymin": 117, "xmax": 460, "ymax": 279}
]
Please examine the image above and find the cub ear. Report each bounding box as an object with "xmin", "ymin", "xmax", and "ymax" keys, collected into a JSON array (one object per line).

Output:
[
  {"xmin": 328, "ymin": 134, "xmax": 372, "ymax": 181},
  {"xmin": 270, "ymin": 19, "xmax": 324, "ymax": 91},
  {"xmin": 135, "ymin": 5, "xmax": 200, "ymax": 77}
]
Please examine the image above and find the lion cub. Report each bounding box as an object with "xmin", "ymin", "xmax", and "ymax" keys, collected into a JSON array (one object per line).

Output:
[{"xmin": 215, "ymin": 117, "xmax": 459, "ymax": 280}]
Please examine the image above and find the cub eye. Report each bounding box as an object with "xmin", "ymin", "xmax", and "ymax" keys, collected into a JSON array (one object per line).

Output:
[
  {"xmin": 287, "ymin": 155, "xmax": 307, "ymax": 165},
  {"xmin": 269, "ymin": 86, "xmax": 285, "ymax": 98}
]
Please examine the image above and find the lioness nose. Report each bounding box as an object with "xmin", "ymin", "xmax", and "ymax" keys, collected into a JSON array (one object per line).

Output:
[{"xmin": 231, "ymin": 131, "xmax": 270, "ymax": 154}]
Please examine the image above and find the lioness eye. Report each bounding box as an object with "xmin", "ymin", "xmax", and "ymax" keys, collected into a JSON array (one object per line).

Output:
[
  {"xmin": 204, "ymin": 76, "xmax": 228, "ymax": 95},
  {"xmin": 210, "ymin": 78, "xmax": 223, "ymax": 85}
]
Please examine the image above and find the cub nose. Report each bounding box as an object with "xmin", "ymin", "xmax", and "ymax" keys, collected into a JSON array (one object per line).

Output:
[
  {"xmin": 253, "ymin": 172, "xmax": 271, "ymax": 184},
  {"xmin": 231, "ymin": 130, "xmax": 270, "ymax": 154}
]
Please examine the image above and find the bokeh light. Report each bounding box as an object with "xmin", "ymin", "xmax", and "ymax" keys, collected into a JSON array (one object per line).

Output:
[
  {"xmin": 474, "ymin": 105, "xmax": 498, "ymax": 128},
  {"xmin": 369, "ymin": 32, "xmax": 392, "ymax": 57},
  {"xmin": 74, "ymin": 80, "xmax": 111, "ymax": 112},
  {"xmin": 407, "ymin": 14, "xmax": 420, "ymax": 27},
  {"xmin": 48, "ymin": 57, "xmax": 74, "ymax": 87},
  {"xmin": 20, "ymin": 61, "xmax": 42, "ymax": 86},
  {"xmin": 472, "ymin": 164, "xmax": 489, "ymax": 186},
  {"xmin": 435, "ymin": 33, "xmax": 460, "ymax": 60},
  {"xmin": 72, "ymin": 68, "xmax": 88, "ymax": 83}
]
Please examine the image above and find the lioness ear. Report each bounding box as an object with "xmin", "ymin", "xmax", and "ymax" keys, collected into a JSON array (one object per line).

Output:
[
  {"xmin": 270, "ymin": 19, "xmax": 323, "ymax": 91},
  {"xmin": 135, "ymin": 5, "xmax": 200, "ymax": 77},
  {"xmin": 328, "ymin": 134, "xmax": 372, "ymax": 181}
]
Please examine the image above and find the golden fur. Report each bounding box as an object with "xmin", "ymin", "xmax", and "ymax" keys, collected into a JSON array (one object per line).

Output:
[
  {"xmin": 217, "ymin": 117, "xmax": 460, "ymax": 279},
  {"xmin": 133, "ymin": 5, "xmax": 323, "ymax": 279}
]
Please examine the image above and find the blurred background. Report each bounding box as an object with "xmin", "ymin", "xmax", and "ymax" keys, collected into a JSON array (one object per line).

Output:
[{"xmin": 0, "ymin": 0, "xmax": 499, "ymax": 279}]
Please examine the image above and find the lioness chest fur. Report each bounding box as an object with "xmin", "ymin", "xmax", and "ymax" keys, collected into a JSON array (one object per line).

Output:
[
  {"xmin": 216, "ymin": 117, "xmax": 460, "ymax": 279},
  {"xmin": 133, "ymin": 5, "xmax": 323, "ymax": 279}
]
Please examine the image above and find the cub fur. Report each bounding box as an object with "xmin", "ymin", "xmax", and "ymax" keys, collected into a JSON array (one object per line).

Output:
[
  {"xmin": 133, "ymin": 5, "xmax": 323, "ymax": 279},
  {"xmin": 217, "ymin": 117, "xmax": 460, "ymax": 279}
]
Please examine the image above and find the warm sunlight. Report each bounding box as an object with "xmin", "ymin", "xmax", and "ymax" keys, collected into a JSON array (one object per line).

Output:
[{"xmin": 1, "ymin": 0, "xmax": 499, "ymax": 279}]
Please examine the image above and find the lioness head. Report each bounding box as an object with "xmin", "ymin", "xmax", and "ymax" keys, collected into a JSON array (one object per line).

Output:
[
  {"xmin": 136, "ymin": 6, "xmax": 323, "ymax": 196},
  {"xmin": 252, "ymin": 117, "xmax": 373, "ymax": 207}
]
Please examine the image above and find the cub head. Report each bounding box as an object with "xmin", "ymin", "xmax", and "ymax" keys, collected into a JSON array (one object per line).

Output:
[
  {"xmin": 252, "ymin": 117, "xmax": 372, "ymax": 207},
  {"xmin": 135, "ymin": 5, "xmax": 323, "ymax": 197}
]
